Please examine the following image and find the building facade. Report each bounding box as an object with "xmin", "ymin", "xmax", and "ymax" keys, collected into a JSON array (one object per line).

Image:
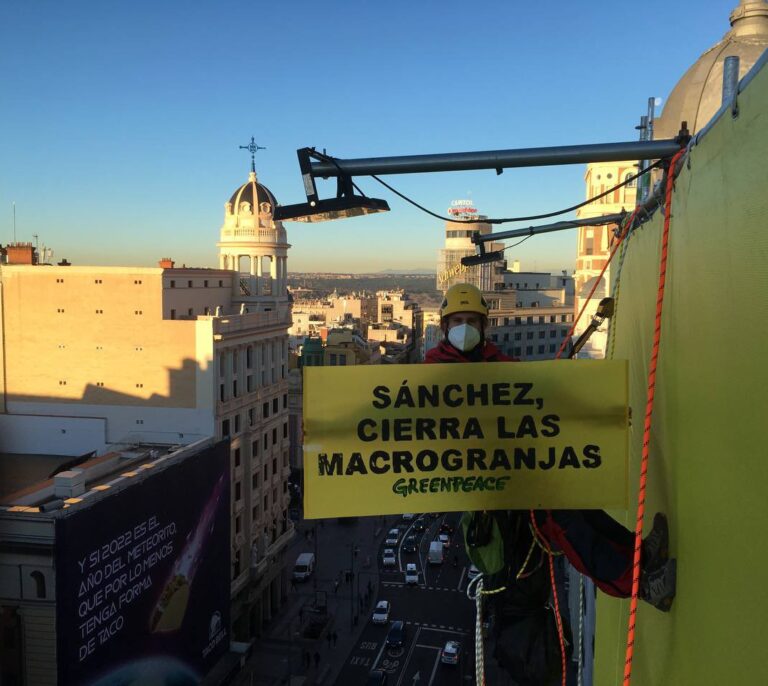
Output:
[
  {"xmin": 436, "ymin": 200, "xmax": 505, "ymax": 293},
  {"xmin": 485, "ymin": 269, "xmax": 575, "ymax": 361},
  {"xmin": 0, "ymin": 167, "xmax": 295, "ymax": 649}
]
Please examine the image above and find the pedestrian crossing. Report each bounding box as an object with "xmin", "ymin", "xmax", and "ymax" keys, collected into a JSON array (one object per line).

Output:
[
  {"xmin": 403, "ymin": 620, "xmax": 469, "ymax": 634},
  {"xmin": 381, "ymin": 581, "xmax": 465, "ymax": 593}
]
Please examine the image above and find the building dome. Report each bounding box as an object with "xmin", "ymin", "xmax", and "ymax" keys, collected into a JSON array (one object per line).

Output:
[
  {"xmin": 227, "ymin": 171, "xmax": 278, "ymax": 216},
  {"xmin": 655, "ymin": 0, "xmax": 768, "ymax": 139}
]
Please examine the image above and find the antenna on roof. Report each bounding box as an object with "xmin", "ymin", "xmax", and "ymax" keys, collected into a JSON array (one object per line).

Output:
[{"xmin": 239, "ymin": 136, "xmax": 266, "ymax": 173}]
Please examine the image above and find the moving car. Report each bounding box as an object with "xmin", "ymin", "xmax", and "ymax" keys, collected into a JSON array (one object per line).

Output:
[
  {"xmin": 402, "ymin": 535, "xmax": 417, "ymax": 553},
  {"xmin": 413, "ymin": 519, "xmax": 426, "ymax": 532},
  {"xmin": 382, "ymin": 549, "xmax": 397, "ymax": 567},
  {"xmin": 292, "ymin": 553, "xmax": 315, "ymax": 581},
  {"xmin": 402, "ymin": 513, "xmax": 415, "ymax": 521},
  {"xmin": 405, "ymin": 563, "xmax": 419, "ymax": 585},
  {"xmin": 438, "ymin": 533, "xmax": 451, "ymax": 548},
  {"xmin": 439, "ymin": 521, "xmax": 454, "ymax": 535},
  {"xmin": 385, "ymin": 528, "xmax": 400, "ymax": 546},
  {"xmin": 428, "ymin": 541, "xmax": 444, "ymax": 564},
  {"xmin": 386, "ymin": 620, "xmax": 406, "ymax": 648},
  {"xmin": 441, "ymin": 640, "xmax": 461, "ymax": 665},
  {"xmin": 372, "ymin": 600, "xmax": 390, "ymax": 624},
  {"xmin": 366, "ymin": 670, "xmax": 388, "ymax": 685}
]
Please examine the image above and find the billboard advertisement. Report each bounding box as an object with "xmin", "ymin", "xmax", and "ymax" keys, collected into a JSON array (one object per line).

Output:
[{"xmin": 55, "ymin": 441, "xmax": 230, "ymax": 686}]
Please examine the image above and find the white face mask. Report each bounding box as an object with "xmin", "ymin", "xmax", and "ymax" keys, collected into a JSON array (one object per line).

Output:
[{"xmin": 447, "ymin": 323, "xmax": 481, "ymax": 352}]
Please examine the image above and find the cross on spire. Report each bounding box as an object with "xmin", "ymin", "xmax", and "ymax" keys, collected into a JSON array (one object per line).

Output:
[{"xmin": 239, "ymin": 137, "xmax": 266, "ymax": 173}]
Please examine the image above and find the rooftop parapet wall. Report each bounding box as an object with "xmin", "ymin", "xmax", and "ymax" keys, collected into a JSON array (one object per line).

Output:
[{"xmin": 594, "ymin": 51, "xmax": 768, "ymax": 684}]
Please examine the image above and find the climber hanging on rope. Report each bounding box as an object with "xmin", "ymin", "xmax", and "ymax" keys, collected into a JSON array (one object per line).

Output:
[{"xmin": 425, "ymin": 282, "xmax": 677, "ymax": 684}]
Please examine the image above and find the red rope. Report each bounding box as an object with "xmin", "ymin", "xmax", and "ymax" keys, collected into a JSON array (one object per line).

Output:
[
  {"xmin": 555, "ymin": 209, "xmax": 640, "ymax": 359},
  {"xmin": 622, "ymin": 149, "xmax": 685, "ymax": 685},
  {"xmin": 530, "ymin": 511, "xmax": 567, "ymax": 686}
]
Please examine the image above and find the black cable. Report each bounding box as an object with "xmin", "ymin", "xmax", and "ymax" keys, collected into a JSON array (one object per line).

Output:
[
  {"xmin": 501, "ymin": 234, "xmax": 533, "ymax": 252},
  {"xmin": 370, "ymin": 159, "xmax": 664, "ymax": 224}
]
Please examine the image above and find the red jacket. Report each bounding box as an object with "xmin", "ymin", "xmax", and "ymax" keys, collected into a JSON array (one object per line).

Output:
[{"xmin": 424, "ymin": 339, "xmax": 514, "ymax": 364}]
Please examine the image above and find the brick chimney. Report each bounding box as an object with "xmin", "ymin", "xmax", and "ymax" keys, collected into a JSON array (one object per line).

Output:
[
  {"xmin": 158, "ymin": 257, "xmax": 175, "ymax": 269},
  {"xmin": 6, "ymin": 243, "xmax": 37, "ymax": 265}
]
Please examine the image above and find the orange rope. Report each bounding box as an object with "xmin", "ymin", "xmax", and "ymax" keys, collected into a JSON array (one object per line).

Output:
[
  {"xmin": 622, "ymin": 149, "xmax": 685, "ymax": 685},
  {"xmin": 529, "ymin": 511, "xmax": 567, "ymax": 686},
  {"xmin": 555, "ymin": 209, "xmax": 640, "ymax": 359}
]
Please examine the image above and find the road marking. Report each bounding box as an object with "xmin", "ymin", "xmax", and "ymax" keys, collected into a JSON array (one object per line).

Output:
[
  {"xmin": 456, "ymin": 567, "xmax": 466, "ymax": 590},
  {"xmin": 395, "ymin": 626, "xmax": 422, "ymax": 686}
]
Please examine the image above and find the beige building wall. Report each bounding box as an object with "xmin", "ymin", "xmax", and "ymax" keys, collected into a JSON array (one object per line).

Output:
[{"xmin": 573, "ymin": 161, "xmax": 638, "ymax": 357}]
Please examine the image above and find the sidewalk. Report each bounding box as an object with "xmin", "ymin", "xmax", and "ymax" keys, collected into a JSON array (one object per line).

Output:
[{"xmin": 234, "ymin": 516, "xmax": 397, "ymax": 686}]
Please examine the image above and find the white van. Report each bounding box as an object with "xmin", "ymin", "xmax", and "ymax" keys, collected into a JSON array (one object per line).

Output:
[
  {"xmin": 428, "ymin": 541, "xmax": 444, "ymax": 564},
  {"xmin": 293, "ymin": 553, "xmax": 315, "ymax": 581}
]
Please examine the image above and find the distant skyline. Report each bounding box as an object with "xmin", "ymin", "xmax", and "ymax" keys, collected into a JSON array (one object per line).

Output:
[{"xmin": 0, "ymin": 1, "xmax": 739, "ymax": 273}]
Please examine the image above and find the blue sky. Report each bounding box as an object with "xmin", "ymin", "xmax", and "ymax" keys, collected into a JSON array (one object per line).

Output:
[{"xmin": 0, "ymin": 1, "xmax": 737, "ymax": 273}]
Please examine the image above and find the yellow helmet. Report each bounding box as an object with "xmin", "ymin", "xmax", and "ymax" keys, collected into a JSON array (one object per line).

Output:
[{"xmin": 440, "ymin": 283, "xmax": 489, "ymax": 319}]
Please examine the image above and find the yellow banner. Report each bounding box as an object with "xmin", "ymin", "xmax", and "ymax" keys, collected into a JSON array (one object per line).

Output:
[{"xmin": 303, "ymin": 360, "xmax": 628, "ymax": 518}]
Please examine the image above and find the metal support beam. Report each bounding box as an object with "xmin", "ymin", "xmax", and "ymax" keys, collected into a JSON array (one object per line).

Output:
[
  {"xmin": 308, "ymin": 140, "xmax": 682, "ymax": 178},
  {"xmin": 473, "ymin": 212, "xmax": 627, "ymax": 244}
]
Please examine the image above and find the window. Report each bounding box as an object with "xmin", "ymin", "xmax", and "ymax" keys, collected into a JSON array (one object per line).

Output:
[
  {"xmin": 58, "ymin": 380, "xmax": 67, "ymax": 385},
  {"xmin": 170, "ymin": 280, "xmax": 175, "ymax": 288},
  {"xmin": 538, "ymin": 345, "xmax": 545, "ymax": 354},
  {"xmin": 30, "ymin": 571, "xmax": 46, "ymax": 599},
  {"xmin": 134, "ymin": 279, "xmax": 142, "ymax": 285},
  {"xmin": 94, "ymin": 279, "xmax": 102, "ymax": 284},
  {"xmin": 503, "ymin": 333, "xmax": 509, "ymax": 342},
  {"xmin": 219, "ymin": 280, "xmax": 223, "ymax": 287},
  {"xmin": 188, "ymin": 280, "xmax": 193, "ymax": 288},
  {"xmin": 272, "ymin": 457, "xmax": 277, "ymax": 476},
  {"xmin": 232, "ymin": 350, "xmax": 238, "ymax": 372},
  {"xmin": 234, "ymin": 414, "xmax": 240, "ymax": 433},
  {"xmin": 283, "ymin": 394, "xmax": 288, "ymax": 409},
  {"xmin": 263, "ymin": 434, "xmax": 268, "ymax": 450},
  {"xmin": 514, "ymin": 317, "xmax": 521, "ymax": 325},
  {"xmin": 235, "ymin": 516, "xmax": 241, "ymax": 534},
  {"xmin": 329, "ymin": 353, "xmax": 337, "ymax": 365},
  {"xmin": 252, "ymin": 505, "xmax": 259, "ymax": 520},
  {"xmin": 538, "ymin": 316, "xmax": 544, "ymax": 324},
  {"xmin": 283, "ymin": 422, "xmax": 288, "ymax": 438},
  {"xmin": 222, "ymin": 419, "xmax": 230, "ymax": 437},
  {"xmin": 513, "ymin": 347, "xmax": 521, "ymax": 356},
  {"xmin": 220, "ymin": 384, "xmax": 226, "ymax": 402},
  {"xmin": 235, "ymin": 482, "xmax": 242, "ymax": 501},
  {"xmin": 96, "ymin": 381, "xmax": 104, "ymax": 387},
  {"xmin": 526, "ymin": 346, "xmax": 533, "ymax": 355},
  {"xmin": 252, "ymin": 473, "xmax": 259, "ymax": 489},
  {"xmin": 57, "ymin": 308, "xmax": 65, "ymax": 313},
  {"xmin": 134, "ymin": 310, "xmax": 143, "ymax": 315},
  {"xmin": 526, "ymin": 332, "xmax": 533, "ymax": 340},
  {"xmin": 263, "ymin": 464, "xmax": 268, "ymax": 481},
  {"xmin": 549, "ymin": 344, "xmax": 556, "ymax": 353},
  {"xmin": 204, "ymin": 280, "xmax": 209, "ymax": 287},
  {"xmin": 95, "ymin": 309, "xmax": 103, "ymax": 314},
  {"xmin": 234, "ymin": 448, "xmax": 241, "ymax": 468},
  {"xmin": 527, "ymin": 316, "xmax": 533, "ymax": 324},
  {"xmin": 272, "ymin": 398, "xmax": 278, "ymax": 414},
  {"xmin": 550, "ymin": 330, "xmax": 557, "ymax": 338},
  {"xmin": 263, "ymin": 402, "xmax": 269, "ymax": 419},
  {"xmin": 248, "ymin": 408, "xmax": 255, "ymax": 426},
  {"xmin": 272, "ymin": 427, "xmax": 277, "ymax": 444},
  {"xmin": 170, "ymin": 309, "xmax": 176, "ymax": 319},
  {"xmin": 187, "ymin": 308, "xmax": 193, "ymax": 317},
  {"xmin": 561, "ymin": 315, "xmax": 568, "ymax": 322},
  {"xmin": 135, "ymin": 383, "xmax": 143, "ymax": 388},
  {"xmin": 514, "ymin": 332, "xmax": 521, "ymax": 341},
  {"xmin": 538, "ymin": 331, "xmax": 545, "ymax": 339},
  {"xmin": 233, "ymin": 380, "xmax": 238, "ymax": 398},
  {"xmin": 247, "ymin": 375, "xmax": 254, "ymax": 392},
  {"xmin": 252, "ymin": 440, "xmax": 258, "ymax": 458},
  {"xmin": 246, "ymin": 346, "xmax": 253, "ymax": 368}
]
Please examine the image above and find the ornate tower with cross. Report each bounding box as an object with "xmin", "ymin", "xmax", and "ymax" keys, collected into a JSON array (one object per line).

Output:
[{"xmin": 217, "ymin": 138, "xmax": 291, "ymax": 305}]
